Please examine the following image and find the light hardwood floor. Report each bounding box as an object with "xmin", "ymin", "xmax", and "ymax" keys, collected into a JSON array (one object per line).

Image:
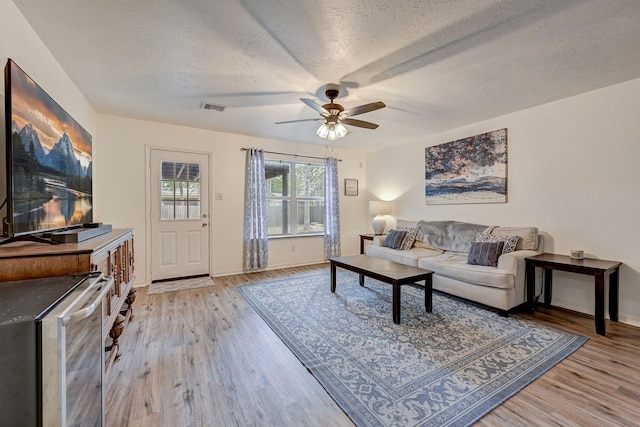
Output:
[{"xmin": 106, "ymin": 264, "xmax": 640, "ymax": 427}]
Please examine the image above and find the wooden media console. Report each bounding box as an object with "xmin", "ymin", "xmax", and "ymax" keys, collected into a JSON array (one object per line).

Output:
[{"xmin": 0, "ymin": 228, "xmax": 136, "ymax": 371}]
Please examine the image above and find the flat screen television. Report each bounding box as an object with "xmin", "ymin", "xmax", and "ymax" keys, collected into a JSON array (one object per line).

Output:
[{"xmin": 3, "ymin": 59, "xmax": 92, "ymax": 243}]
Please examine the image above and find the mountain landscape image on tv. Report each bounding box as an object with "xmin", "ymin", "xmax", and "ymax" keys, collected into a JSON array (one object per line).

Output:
[{"xmin": 5, "ymin": 59, "xmax": 92, "ymax": 237}]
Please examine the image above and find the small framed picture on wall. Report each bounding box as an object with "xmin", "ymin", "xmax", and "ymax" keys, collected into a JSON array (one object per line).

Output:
[{"xmin": 344, "ymin": 179, "xmax": 358, "ymax": 196}]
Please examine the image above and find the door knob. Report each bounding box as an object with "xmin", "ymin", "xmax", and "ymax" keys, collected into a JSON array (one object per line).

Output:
[{"xmin": 202, "ymin": 223, "xmax": 208, "ymax": 227}]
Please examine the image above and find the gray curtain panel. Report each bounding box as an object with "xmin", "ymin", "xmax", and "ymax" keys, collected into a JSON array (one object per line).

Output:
[
  {"xmin": 243, "ymin": 148, "xmax": 268, "ymax": 270},
  {"xmin": 324, "ymin": 157, "xmax": 341, "ymax": 260}
]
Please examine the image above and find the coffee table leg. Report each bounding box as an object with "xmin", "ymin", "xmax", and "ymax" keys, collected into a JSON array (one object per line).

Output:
[
  {"xmin": 392, "ymin": 281, "xmax": 401, "ymax": 324},
  {"xmin": 330, "ymin": 261, "xmax": 336, "ymax": 292},
  {"xmin": 359, "ymin": 274, "xmax": 365, "ymax": 287},
  {"xmin": 424, "ymin": 275, "xmax": 432, "ymax": 313}
]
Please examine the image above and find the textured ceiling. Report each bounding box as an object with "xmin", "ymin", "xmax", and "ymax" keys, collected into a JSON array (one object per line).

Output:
[{"xmin": 11, "ymin": 0, "xmax": 640, "ymax": 151}]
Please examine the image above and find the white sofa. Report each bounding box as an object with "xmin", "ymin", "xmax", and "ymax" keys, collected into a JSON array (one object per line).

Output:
[{"xmin": 365, "ymin": 220, "xmax": 543, "ymax": 312}]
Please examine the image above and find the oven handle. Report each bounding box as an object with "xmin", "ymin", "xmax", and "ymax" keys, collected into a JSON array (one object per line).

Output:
[{"xmin": 61, "ymin": 276, "xmax": 115, "ymax": 326}]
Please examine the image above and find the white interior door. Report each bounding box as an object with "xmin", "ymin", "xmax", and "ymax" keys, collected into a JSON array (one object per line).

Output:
[{"xmin": 150, "ymin": 149, "xmax": 210, "ymax": 281}]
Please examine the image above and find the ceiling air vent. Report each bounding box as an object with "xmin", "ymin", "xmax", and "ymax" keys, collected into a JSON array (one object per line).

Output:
[{"xmin": 200, "ymin": 102, "xmax": 226, "ymax": 112}]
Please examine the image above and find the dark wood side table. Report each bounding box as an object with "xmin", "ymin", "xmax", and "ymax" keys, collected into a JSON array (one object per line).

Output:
[
  {"xmin": 359, "ymin": 234, "xmax": 377, "ymax": 254},
  {"xmin": 525, "ymin": 253, "xmax": 621, "ymax": 336}
]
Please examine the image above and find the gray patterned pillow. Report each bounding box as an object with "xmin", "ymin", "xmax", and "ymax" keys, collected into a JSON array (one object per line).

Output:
[
  {"xmin": 382, "ymin": 229, "xmax": 406, "ymax": 249},
  {"xmin": 475, "ymin": 233, "xmax": 519, "ymax": 254},
  {"xmin": 467, "ymin": 241, "xmax": 504, "ymax": 267},
  {"xmin": 397, "ymin": 226, "xmax": 418, "ymax": 251}
]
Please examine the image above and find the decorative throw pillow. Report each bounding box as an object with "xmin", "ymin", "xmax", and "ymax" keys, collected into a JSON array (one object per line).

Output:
[
  {"xmin": 474, "ymin": 233, "xmax": 519, "ymax": 254},
  {"xmin": 397, "ymin": 226, "xmax": 418, "ymax": 251},
  {"xmin": 467, "ymin": 241, "xmax": 504, "ymax": 267},
  {"xmin": 382, "ymin": 229, "xmax": 406, "ymax": 249}
]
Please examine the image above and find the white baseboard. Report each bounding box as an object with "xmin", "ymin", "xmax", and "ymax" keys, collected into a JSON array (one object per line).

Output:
[
  {"xmin": 550, "ymin": 298, "xmax": 640, "ymax": 328},
  {"xmin": 213, "ymin": 260, "xmax": 328, "ymax": 278}
]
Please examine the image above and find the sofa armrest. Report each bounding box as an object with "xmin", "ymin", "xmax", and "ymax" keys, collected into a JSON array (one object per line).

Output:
[
  {"xmin": 373, "ymin": 235, "xmax": 386, "ymax": 247},
  {"xmin": 497, "ymin": 249, "xmax": 540, "ymax": 271},
  {"xmin": 498, "ymin": 250, "xmax": 543, "ymax": 303}
]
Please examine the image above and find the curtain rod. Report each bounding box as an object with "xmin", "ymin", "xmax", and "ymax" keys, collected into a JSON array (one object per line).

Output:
[{"xmin": 241, "ymin": 147, "xmax": 342, "ymax": 162}]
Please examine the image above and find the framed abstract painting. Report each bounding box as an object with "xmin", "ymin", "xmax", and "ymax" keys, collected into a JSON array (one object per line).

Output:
[{"xmin": 425, "ymin": 128, "xmax": 507, "ymax": 205}]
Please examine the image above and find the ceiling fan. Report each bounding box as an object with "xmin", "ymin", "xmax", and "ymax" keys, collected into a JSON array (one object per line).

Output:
[{"xmin": 275, "ymin": 86, "xmax": 386, "ymax": 141}]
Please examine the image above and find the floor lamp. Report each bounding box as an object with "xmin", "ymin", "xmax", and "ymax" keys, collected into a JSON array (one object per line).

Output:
[{"xmin": 368, "ymin": 201, "xmax": 391, "ymax": 235}]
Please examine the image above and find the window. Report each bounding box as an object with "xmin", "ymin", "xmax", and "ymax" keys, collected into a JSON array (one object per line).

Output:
[
  {"xmin": 265, "ymin": 159, "xmax": 325, "ymax": 236},
  {"xmin": 160, "ymin": 161, "xmax": 201, "ymax": 220}
]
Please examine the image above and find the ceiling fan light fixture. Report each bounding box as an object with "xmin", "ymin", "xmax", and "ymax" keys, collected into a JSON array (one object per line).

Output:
[
  {"xmin": 317, "ymin": 123, "xmax": 329, "ymax": 138},
  {"xmin": 317, "ymin": 121, "xmax": 347, "ymax": 141},
  {"xmin": 335, "ymin": 123, "xmax": 347, "ymax": 138},
  {"xmin": 285, "ymin": 86, "xmax": 385, "ymax": 140},
  {"xmin": 327, "ymin": 125, "xmax": 338, "ymax": 141}
]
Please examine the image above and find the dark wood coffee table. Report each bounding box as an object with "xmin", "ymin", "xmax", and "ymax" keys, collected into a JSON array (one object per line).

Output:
[{"xmin": 329, "ymin": 255, "xmax": 433, "ymax": 324}]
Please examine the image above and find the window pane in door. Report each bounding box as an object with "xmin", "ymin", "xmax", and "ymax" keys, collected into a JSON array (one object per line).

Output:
[
  {"xmin": 175, "ymin": 182, "xmax": 188, "ymax": 201},
  {"xmin": 175, "ymin": 162, "xmax": 188, "ymax": 180},
  {"xmin": 162, "ymin": 162, "xmax": 175, "ymax": 180},
  {"xmin": 188, "ymin": 182, "xmax": 200, "ymax": 200},
  {"xmin": 161, "ymin": 180, "xmax": 175, "ymax": 200},
  {"xmin": 189, "ymin": 201, "xmax": 201, "ymax": 219},
  {"xmin": 175, "ymin": 201, "xmax": 187, "ymax": 219},
  {"xmin": 161, "ymin": 200, "xmax": 174, "ymax": 220},
  {"xmin": 188, "ymin": 163, "xmax": 200, "ymax": 181}
]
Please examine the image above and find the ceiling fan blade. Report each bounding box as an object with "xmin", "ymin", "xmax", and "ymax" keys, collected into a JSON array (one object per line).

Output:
[
  {"xmin": 300, "ymin": 98, "xmax": 329, "ymax": 116},
  {"xmin": 342, "ymin": 101, "xmax": 386, "ymax": 117},
  {"xmin": 341, "ymin": 118, "xmax": 379, "ymax": 129},
  {"xmin": 275, "ymin": 118, "xmax": 323, "ymax": 124}
]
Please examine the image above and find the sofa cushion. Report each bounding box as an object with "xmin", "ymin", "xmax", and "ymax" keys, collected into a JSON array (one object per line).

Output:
[
  {"xmin": 418, "ymin": 252, "xmax": 514, "ymax": 289},
  {"xmin": 475, "ymin": 233, "xmax": 519, "ymax": 254},
  {"xmin": 366, "ymin": 245, "xmax": 444, "ymax": 267},
  {"xmin": 416, "ymin": 220, "xmax": 488, "ymax": 252},
  {"xmin": 491, "ymin": 226, "xmax": 539, "ymax": 250},
  {"xmin": 382, "ymin": 229, "xmax": 406, "ymax": 249},
  {"xmin": 467, "ymin": 241, "xmax": 504, "ymax": 267}
]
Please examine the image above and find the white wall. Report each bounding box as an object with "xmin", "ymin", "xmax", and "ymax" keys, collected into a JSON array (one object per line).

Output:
[
  {"xmin": 366, "ymin": 78, "xmax": 640, "ymax": 327},
  {"xmin": 97, "ymin": 115, "xmax": 368, "ymax": 283}
]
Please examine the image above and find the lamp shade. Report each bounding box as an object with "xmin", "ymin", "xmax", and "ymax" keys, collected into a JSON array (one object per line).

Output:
[{"xmin": 368, "ymin": 200, "xmax": 391, "ymax": 215}]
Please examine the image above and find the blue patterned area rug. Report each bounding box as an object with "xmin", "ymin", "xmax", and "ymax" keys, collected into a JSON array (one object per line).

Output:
[{"xmin": 238, "ymin": 272, "xmax": 586, "ymax": 427}]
